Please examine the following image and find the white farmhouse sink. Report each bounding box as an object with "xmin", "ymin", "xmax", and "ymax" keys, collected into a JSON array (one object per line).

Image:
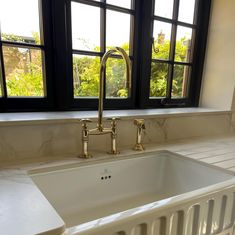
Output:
[{"xmin": 30, "ymin": 150, "xmax": 235, "ymax": 234}]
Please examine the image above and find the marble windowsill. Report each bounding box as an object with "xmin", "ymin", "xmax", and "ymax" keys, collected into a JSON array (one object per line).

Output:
[{"xmin": 0, "ymin": 107, "xmax": 232, "ymax": 126}]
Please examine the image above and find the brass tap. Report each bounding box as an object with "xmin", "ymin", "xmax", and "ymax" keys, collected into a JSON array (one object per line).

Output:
[
  {"xmin": 133, "ymin": 119, "xmax": 146, "ymax": 151},
  {"xmin": 79, "ymin": 47, "xmax": 131, "ymax": 158},
  {"xmin": 80, "ymin": 119, "xmax": 92, "ymax": 158},
  {"xmin": 98, "ymin": 47, "xmax": 131, "ymax": 131},
  {"xmin": 107, "ymin": 117, "xmax": 120, "ymax": 154},
  {"xmin": 79, "ymin": 117, "xmax": 120, "ymax": 158}
]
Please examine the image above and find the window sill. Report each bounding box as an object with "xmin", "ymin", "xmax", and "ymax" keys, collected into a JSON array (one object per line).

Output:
[{"xmin": 0, "ymin": 108, "xmax": 231, "ymax": 127}]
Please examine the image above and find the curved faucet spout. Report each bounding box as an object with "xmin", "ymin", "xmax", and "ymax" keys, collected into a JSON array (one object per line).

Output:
[{"xmin": 98, "ymin": 47, "xmax": 132, "ymax": 131}]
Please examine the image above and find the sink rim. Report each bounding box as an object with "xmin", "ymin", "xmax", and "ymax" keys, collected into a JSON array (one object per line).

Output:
[
  {"xmin": 29, "ymin": 150, "xmax": 235, "ymax": 177},
  {"xmin": 29, "ymin": 150, "xmax": 235, "ymax": 233}
]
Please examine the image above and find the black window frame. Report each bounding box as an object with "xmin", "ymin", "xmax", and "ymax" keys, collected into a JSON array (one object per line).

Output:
[
  {"xmin": 0, "ymin": 0, "xmax": 55, "ymax": 112},
  {"xmin": 0, "ymin": 0, "xmax": 211, "ymax": 112},
  {"xmin": 139, "ymin": 0, "xmax": 212, "ymax": 108},
  {"xmin": 64, "ymin": 0, "xmax": 139, "ymax": 110}
]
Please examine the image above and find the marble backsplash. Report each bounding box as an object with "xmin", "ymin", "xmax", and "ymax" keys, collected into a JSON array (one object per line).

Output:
[{"xmin": 0, "ymin": 111, "xmax": 234, "ymax": 165}]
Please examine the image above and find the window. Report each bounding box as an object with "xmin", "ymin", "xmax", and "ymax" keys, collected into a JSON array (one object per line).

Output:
[
  {"xmin": 0, "ymin": 0, "xmax": 211, "ymax": 111},
  {"xmin": 140, "ymin": 0, "xmax": 211, "ymax": 108},
  {"xmin": 69, "ymin": 0, "xmax": 135, "ymax": 109},
  {"xmin": 150, "ymin": 0, "xmax": 196, "ymax": 100},
  {"xmin": 0, "ymin": 0, "xmax": 53, "ymax": 111}
]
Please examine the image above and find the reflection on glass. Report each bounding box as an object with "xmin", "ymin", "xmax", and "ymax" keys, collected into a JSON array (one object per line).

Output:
[
  {"xmin": 0, "ymin": 0, "xmax": 41, "ymax": 45},
  {"xmin": 107, "ymin": 0, "xmax": 131, "ymax": 9},
  {"xmin": 73, "ymin": 54, "xmax": 100, "ymax": 98},
  {"xmin": 152, "ymin": 21, "xmax": 172, "ymax": 60},
  {"xmin": 178, "ymin": 0, "xmax": 196, "ymax": 24},
  {"xmin": 150, "ymin": 62, "xmax": 168, "ymax": 98},
  {"xmin": 154, "ymin": 0, "xmax": 174, "ymax": 19},
  {"xmin": 172, "ymin": 65, "xmax": 191, "ymax": 98},
  {"xmin": 71, "ymin": 2, "xmax": 100, "ymax": 51},
  {"xmin": 3, "ymin": 46, "xmax": 44, "ymax": 97},
  {"xmin": 106, "ymin": 57, "xmax": 128, "ymax": 98},
  {"xmin": 106, "ymin": 10, "xmax": 131, "ymax": 54},
  {"xmin": 175, "ymin": 26, "xmax": 193, "ymax": 63}
]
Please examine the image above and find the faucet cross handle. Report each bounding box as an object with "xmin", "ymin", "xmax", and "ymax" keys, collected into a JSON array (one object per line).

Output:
[
  {"xmin": 107, "ymin": 117, "xmax": 120, "ymax": 123},
  {"xmin": 80, "ymin": 118, "xmax": 92, "ymax": 126}
]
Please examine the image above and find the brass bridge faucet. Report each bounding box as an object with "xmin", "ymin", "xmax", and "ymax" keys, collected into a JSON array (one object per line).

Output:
[{"xmin": 80, "ymin": 47, "xmax": 132, "ymax": 158}]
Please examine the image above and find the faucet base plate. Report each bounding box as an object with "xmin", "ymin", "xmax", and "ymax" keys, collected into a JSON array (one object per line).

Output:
[
  {"xmin": 107, "ymin": 150, "xmax": 120, "ymax": 155},
  {"xmin": 133, "ymin": 144, "xmax": 145, "ymax": 151},
  {"xmin": 78, "ymin": 154, "xmax": 93, "ymax": 159}
]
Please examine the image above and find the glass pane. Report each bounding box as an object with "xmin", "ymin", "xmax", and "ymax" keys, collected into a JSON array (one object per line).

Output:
[
  {"xmin": 73, "ymin": 55, "xmax": 100, "ymax": 98},
  {"xmin": 178, "ymin": 0, "xmax": 196, "ymax": 24},
  {"xmin": 106, "ymin": 57, "xmax": 129, "ymax": 98},
  {"xmin": 152, "ymin": 21, "xmax": 172, "ymax": 60},
  {"xmin": 3, "ymin": 46, "xmax": 45, "ymax": 97},
  {"xmin": 71, "ymin": 2, "xmax": 100, "ymax": 51},
  {"xmin": 150, "ymin": 62, "xmax": 169, "ymax": 98},
  {"xmin": 172, "ymin": 65, "xmax": 191, "ymax": 98},
  {"xmin": 107, "ymin": 0, "xmax": 131, "ymax": 9},
  {"xmin": 106, "ymin": 10, "xmax": 131, "ymax": 54},
  {"xmin": 0, "ymin": 0, "xmax": 41, "ymax": 45},
  {"xmin": 154, "ymin": 0, "xmax": 174, "ymax": 19},
  {"xmin": 175, "ymin": 26, "xmax": 193, "ymax": 63}
]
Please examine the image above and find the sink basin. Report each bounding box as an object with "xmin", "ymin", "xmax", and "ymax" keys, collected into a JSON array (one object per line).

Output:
[{"xmin": 30, "ymin": 150, "xmax": 235, "ymax": 234}]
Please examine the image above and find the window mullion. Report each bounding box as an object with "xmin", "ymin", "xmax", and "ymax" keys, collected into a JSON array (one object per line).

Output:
[
  {"xmin": 52, "ymin": 0, "xmax": 73, "ymax": 109},
  {"xmin": 172, "ymin": 0, "xmax": 180, "ymax": 20},
  {"xmin": 0, "ymin": 42, "xmax": 8, "ymax": 98},
  {"xmin": 167, "ymin": 24, "xmax": 177, "ymax": 99},
  {"xmin": 0, "ymin": 20, "xmax": 8, "ymax": 98},
  {"xmin": 100, "ymin": 2, "xmax": 106, "ymax": 54},
  {"xmin": 166, "ymin": 0, "xmax": 180, "ymax": 100},
  {"xmin": 137, "ymin": 0, "xmax": 155, "ymax": 108}
]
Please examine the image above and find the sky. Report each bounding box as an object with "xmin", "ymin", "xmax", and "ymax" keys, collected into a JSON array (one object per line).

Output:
[
  {"xmin": 0, "ymin": 0, "xmax": 195, "ymax": 50},
  {"xmin": 0, "ymin": 0, "xmax": 40, "ymax": 40}
]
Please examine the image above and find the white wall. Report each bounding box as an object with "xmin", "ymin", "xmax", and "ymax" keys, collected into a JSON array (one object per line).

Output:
[{"xmin": 200, "ymin": 0, "xmax": 235, "ymax": 110}]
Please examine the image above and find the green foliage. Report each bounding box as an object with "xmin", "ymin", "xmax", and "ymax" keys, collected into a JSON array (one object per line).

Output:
[
  {"xmin": 73, "ymin": 56, "xmax": 100, "ymax": 97},
  {"xmin": 73, "ymin": 43, "xmax": 130, "ymax": 98},
  {"xmin": 150, "ymin": 38, "xmax": 188, "ymax": 98},
  {"xmin": 2, "ymin": 33, "xmax": 24, "ymax": 42},
  {"xmin": 7, "ymin": 63, "xmax": 43, "ymax": 96},
  {"xmin": 2, "ymin": 32, "xmax": 44, "ymax": 97},
  {"xmin": 2, "ymin": 31, "xmax": 189, "ymax": 99}
]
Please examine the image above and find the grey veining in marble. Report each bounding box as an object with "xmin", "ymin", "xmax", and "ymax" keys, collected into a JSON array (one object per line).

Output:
[{"xmin": 0, "ymin": 110, "xmax": 234, "ymax": 165}]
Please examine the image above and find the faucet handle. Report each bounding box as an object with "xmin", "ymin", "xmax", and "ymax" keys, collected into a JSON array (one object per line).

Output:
[
  {"xmin": 107, "ymin": 117, "xmax": 121, "ymax": 129},
  {"xmin": 80, "ymin": 118, "xmax": 92, "ymax": 122},
  {"xmin": 106, "ymin": 117, "xmax": 121, "ymax": 122},
  {"xmin": 134, "ymin": 119, "xmax": 145, "ymax": 129},
  {"xmin": 80, "ymin": 119, "xmax": 92, "ymax": 128},
  {"xmin": 107, "ymin": 117, "xmax": 120, "ymax": 155}
]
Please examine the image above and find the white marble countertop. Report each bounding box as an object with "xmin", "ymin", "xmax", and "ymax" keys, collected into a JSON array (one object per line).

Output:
[
  {"xmin": 0, "ymin": 108, "xmax": 231, "ymax": 126},
  {"xmin": 1, "ymin": 134, "xmax": 235, "ymax": 235}
]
